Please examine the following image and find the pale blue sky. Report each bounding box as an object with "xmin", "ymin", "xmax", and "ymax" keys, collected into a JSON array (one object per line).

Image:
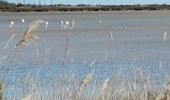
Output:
[{"xmin": 9, "ymin": 0, "xmax": 170, "ymax": 5}]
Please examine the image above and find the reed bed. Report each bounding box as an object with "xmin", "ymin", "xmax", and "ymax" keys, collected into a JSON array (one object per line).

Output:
[
  {"xmin": 0, "ymin": 69, "xmax": 170, "ymax": 100},
  {"xmin": 0, "ymin": 20, "xmax": 170, "ymax": 100}
]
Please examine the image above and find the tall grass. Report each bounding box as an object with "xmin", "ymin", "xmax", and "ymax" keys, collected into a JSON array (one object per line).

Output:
[
  {"xmin": 0, "ymin": 20, "xmax": 170, "ymax": 100},
  {"xmin": 0, "ymin": 19, "xmax": 46, "ymax": 100},
  {"xmin": 0, "ymin": 82, "xmax": 3, "ymax": 100},
  {"xmin": 0, "ymin": 69, "xmax": 168, "ymax": 100},
  {"xmin": 1, "ymin": 19, "xmax": 46, "ymax": 82}
]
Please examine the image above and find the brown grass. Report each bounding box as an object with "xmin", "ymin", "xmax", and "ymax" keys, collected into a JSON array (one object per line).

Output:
[
  {"xmin": 16, "ymin": 19, "xmax": 45, "ymax": 48},
  {"xmin": 0, "ymin": 82, "xmax": 3, "ymax": 100}
]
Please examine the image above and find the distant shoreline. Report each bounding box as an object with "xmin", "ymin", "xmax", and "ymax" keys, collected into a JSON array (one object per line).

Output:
[
  {"xmin": 0, "ymin": 5, "xmax": 170, "ymax": 12},
  {"xmin": 0, "ymin": 8, "xmax": 169, "ymax": 12},
  {"xmin": 0, "ymin": 10, "xmax": 170, "ymax": 15}
]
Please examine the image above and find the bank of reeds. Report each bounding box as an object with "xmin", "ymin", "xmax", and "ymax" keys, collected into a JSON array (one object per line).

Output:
[{"xmin": 0, "ymin": 70, "xmax": 168, "ymax": 100}]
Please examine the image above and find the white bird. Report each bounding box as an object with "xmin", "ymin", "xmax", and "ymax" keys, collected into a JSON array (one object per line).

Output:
[
  {"xmin": 21, "ymin": 18, "xmax": 25, "ymax": 23},
  {"xmin": 64, "ymin": 21, "xmax": 69, "ymax": 29},
  {"xmin": 9, "ymin": 21, "xmax": 14, "ymax": 28},
  {"xmin": 60, "ymin": 21, "xmax": 64, "ymax": 29},
  {"xmin": 65, "ymin": 21, "xmax": 69, "ymax": 25},
  {"xmin": 45, "ymin": 21, "xmax": 48, "ymax": 28},
  {"xmin": 163, "ymin": 32, "xmax": 167, "ymax": 41}
]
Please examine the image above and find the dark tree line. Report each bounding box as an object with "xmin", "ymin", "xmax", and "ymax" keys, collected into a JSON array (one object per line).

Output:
[{"xmin": 0, "ymin": 1, "xmax": 170, "ymax": 12}]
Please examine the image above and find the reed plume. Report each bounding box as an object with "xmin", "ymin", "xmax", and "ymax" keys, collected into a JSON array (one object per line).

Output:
[
  {"xmin": 78, "ymin": 72, "xmax": 93, "ymax": 90},
  {"xmin": 75, "ymin": 71, "xmax": 94, "ymax": 99},
  {"xmin": 100, "ymin": 78, "xmax": 109, "ymax": 93},
  {"xmin": 21, "ymin": 94, "xmax": 32, "ymax": 100},
  {"xmin": 1, "ymin": 20, "xmax": 46, "ymax": 84},
  {"xmin": 16, "ymin": 19, "xmax": 45, "ymax": 47}
]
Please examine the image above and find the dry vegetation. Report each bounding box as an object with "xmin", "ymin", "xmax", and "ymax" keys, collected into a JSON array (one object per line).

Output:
[
  {"xmin": 0, "ymin": 20, "xmax": 170, "ymax": 100},
  {"xmin": 0, "ymin": 82, "xmax": 3, "ymax": 100},
  {"xmin": 1, "ymin": 70, "xmax": 170, "ymax": 100}
]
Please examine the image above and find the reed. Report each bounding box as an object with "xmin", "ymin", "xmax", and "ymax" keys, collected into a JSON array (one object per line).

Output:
[
  {"xmin": 100, "ymin": 78, "xmax": 109, "ymax": 94},
  {"xmin": 3, "ymin": 33, "xmax": 16, "ymax": 50},
  {"xmin": 71, "ymin": 20, "xmax": 75, "ymax": 29},
  {"xmin": 3, "ymin": 19, "xmax": 45, "ymax": 77},
  {"xmin": 0, "ymin": 82, "xmax": 3, "ymax": 100},
  {"xmin": 108, "ymin": 31, "xmax": 113, "ymax": 40},
  {"xmin": 16, "ymin": 19, "xmax": 45, "ymax": 48},
  {"xmin": 21, "ymin": 94, "xmax": 32, "ymax": 100},
  {"xmin": 1, "ymin": 68, "xmax": 170, "ymax": 100},
  {"xmin": 63, "ymin": 35, "xmax": 71, "ymax": 68}
]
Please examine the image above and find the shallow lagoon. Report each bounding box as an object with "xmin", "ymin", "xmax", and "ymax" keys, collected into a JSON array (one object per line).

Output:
[{"xmin": 0, "ymin": 11, "xmax": 170, "ymax": 99}]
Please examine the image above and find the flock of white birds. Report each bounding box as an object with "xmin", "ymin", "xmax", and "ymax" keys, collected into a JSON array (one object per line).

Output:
[
  {"xmin": 8, "ymin": 19, "xmax": 104, "ymax": 29},
  {"xmin": 8, "ymin": 19, "xmax": 167, "ymax": 41},
  {"xmin": 9, "ymin": 18, "xmax": 77, "ymax": 29}
]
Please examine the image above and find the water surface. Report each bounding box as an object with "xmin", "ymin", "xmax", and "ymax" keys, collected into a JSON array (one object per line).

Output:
[{"xmin": 0, "ymin": 11, "xmax": 170, "ymax": 82}]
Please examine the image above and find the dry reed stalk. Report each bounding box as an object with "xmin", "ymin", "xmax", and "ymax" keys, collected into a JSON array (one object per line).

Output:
[
  {"xmin": 104, "ymin": 51, "xmax": 108, "ymax": 62},
  {"xmin": 163, "ymin": 85, "xmax": 170, "ymax": 100},
  {"xmin": 109, "ymin": 31, "xmax": 113, "ymax": 40},
  {"xmin": 83, "ymin": 59, "xmax": 96, "ymax": 68},
  {"xmin": 16, "ymin": 19, "xmax": 45, "ymax": 47},
  {"xmin": 45, "ymin": 46, "xmax": 50, "ymax": 67},
  {"xmin": 0, "ymin": 82, "xmax": 3, "ymax": 100},
  {"xmin": 155, "ymin": 85, "xmax": 170, "ymax": 100},
  {"xmin": 155, "ymin": 94, "xmax": 166, "ymax": 100},
  {"xmin": 9, "ymin": 19, "xmax": 45, "ymax": 74},
  {"xmin": 0, "ymin": 56, "xmax": 8, "ymax": 65},
  {"xmin": 21, "ymin": 94, "xmax": 32, "ymax": 100},
  {"xmin": 63, "ymin": 33, "xmax": 71, "ymax": 70},
  {"xmin": 100, "ymin": 78, "xmax": 109, "ymax": 94},
  {"xmin": 1, "ymin": 47, "xmax": 21, "ymax": 84},
  {"xmin": 98, "ymin": 78, "xmax": 110, "ymax": 100},
  {"xmin": 75, "ymin": 71, "xmax": 93, "ymax": 99},
  {"xmin": 22, "ymin": 20, "xmax": 45, "ymax": 36},
  {"xmin": 3, "ymin": 33, "xmax": 16, "ymax": 50},
  {"xmin": 71, "ymin": 20, "xmax": 75, "ymax": 29},
  {"xmin": 1, "ymin": 20, "xmax": 46, "ymax": 93},
  {"xmin": 89, "ymin": 60, "xmax": 96, "ymax": 67},
  {"xmin": 35, "ymin": 42, "xmax": 39, "ymax": 58},
  {"xmin": 2, "ymin": 19, "xmax": 44, "ymax": 80},
  {"xmin": 16, "ymin": 33, "xmax": 39, "ymax": 47}
]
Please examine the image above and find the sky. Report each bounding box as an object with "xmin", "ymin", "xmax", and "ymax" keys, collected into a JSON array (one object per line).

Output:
[{"xmin": 8, "ymin": 0, "xmax": 170, "ymax": 5}]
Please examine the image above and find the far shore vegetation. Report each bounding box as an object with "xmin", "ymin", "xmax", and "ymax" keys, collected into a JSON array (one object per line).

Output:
[{"xmin": 0, "ymin": 1, "xmax": 170, "ymax": 12}]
